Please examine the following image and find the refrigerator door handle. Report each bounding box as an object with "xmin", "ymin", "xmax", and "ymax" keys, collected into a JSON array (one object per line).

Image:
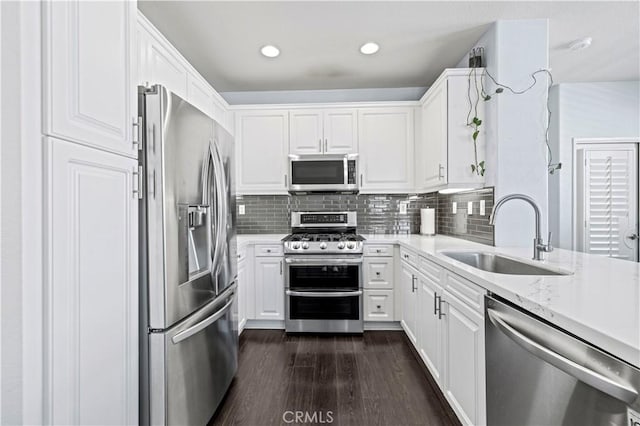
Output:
[
  {"xmin": 487, "ymin": 308, "xmax": 638, "ymax": 404},
  {"xmin": 208, "ymin": 142, "xmax": 223, "ymax": 281},
  {"xmin": 210, "ymin": 140, "xmax": 229, "ymax": 282},
  {"xmin": 171, "ymin": 291, "xmax": 235, "ymax": 344}
]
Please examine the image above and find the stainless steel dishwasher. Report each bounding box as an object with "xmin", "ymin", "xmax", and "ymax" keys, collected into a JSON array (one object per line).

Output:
[{"xmin": 485, "ymin": 295, "xmax": 640, "ymax": 426}]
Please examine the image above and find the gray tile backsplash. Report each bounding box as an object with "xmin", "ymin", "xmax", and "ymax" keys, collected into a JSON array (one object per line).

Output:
[{"xmin": 236, "ymin": 188, "xmax": 494, "ymax": 245}]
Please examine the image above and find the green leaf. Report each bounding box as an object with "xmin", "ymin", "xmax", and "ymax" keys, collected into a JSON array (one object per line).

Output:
[
  {"xmin": 472, "ymin": 130, "xmax": 479, "ymax": 141},
  {"xmin": 479, "ymin": 161, "xmax": 485, "ymax": 167},
  {"xmin": 471, "ymin": 164, "xmax": 476, "ymax": 173},
  {"xmin": 472, "ymin": 117, "xmax": 481, "ymax": 125},
  {"xmin": 483, "ymin": 95, "xmax": 492, "ymax": 101},
  {"xmin": 496, "ymin": 88, "xmax": 504, "ymax": 93}
]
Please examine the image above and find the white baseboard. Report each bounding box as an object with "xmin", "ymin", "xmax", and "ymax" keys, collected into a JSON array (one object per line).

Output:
[
  {"xmin": 244, "ymin": 319, "xmax": 285, "ymax": 329},
  {"xmin": 364, "ymin": 321, "xmax": 403, "ymax": 331}
]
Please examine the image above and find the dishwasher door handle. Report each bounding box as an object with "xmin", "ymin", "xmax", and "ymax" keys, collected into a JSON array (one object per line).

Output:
[{"xmin": 487, "ymin": 308, "xmax": 639, "ymax": 404}]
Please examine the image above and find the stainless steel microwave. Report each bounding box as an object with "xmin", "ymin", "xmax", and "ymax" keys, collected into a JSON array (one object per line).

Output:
[{"xmin": 288, "ymin": 154, "xmax": 359, "ymax": 193}]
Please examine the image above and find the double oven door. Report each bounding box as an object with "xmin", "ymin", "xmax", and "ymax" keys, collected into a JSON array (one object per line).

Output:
[{"xmin": 285, "ymin": 256, "xmax": 363, "ymax": 333}]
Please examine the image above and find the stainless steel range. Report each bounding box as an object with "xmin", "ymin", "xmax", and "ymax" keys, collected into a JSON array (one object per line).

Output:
[{"xmin": 283, "ymin": 212, "xmax": 364, "ymax": 333}]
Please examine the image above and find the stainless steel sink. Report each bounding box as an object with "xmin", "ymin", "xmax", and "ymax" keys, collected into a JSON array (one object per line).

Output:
[{"xmin": 440, "ymin": 251, "xmax": 572, "ymax": 276}]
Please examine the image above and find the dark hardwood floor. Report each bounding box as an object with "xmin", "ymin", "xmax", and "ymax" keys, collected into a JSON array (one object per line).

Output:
[{"xmin": 209, "ymin": 330, "xmax": 460, "ymax": 426}]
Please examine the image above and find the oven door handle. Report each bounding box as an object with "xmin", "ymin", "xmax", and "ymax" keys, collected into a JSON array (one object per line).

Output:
[
  {"xmin": 286, "ymin": 290, "xmax": 363, "ymax": 298},
  {"xmin": 284, "ymin": 257, "xmax": 363, "ymax": 265}
]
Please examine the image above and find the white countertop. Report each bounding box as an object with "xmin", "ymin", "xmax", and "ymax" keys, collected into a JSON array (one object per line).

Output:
[
  {"xmin": 237, "ymin": 234, "xmax": 288, "ymax": 248},
  {"xmin": 236, "ymin": 232, "xmax": 640, "ymax": 367}
]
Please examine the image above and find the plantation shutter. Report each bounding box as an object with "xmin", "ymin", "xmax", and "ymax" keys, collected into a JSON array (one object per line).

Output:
[{"xmin": 583, "ymin": 148, "xmax": 637, "ymax": 260}]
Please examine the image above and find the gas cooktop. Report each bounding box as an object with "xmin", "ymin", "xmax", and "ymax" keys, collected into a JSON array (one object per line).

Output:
[{"xmin": 283, "ymin": 212, "xmax": 365, "ymax": 254}]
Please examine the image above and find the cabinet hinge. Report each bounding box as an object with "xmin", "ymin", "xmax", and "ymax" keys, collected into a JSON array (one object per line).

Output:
[
  {"xmin": 132, "ymin": 116, "xmax": 142, "ymax": 150},
  {"xmin": 133, "ymin": 165, "xmax": 144, "ymax": 199}
]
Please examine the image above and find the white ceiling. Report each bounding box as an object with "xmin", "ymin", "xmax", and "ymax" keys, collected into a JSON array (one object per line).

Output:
[{"xmin": 138, "ymin": 1, "xmax": 640, "ymax": 92}]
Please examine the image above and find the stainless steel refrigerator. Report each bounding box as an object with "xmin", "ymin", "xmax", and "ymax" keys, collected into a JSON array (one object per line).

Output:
[{"xmin": 138, "ymin": 85, "xmax": 237, "ymax": 425}]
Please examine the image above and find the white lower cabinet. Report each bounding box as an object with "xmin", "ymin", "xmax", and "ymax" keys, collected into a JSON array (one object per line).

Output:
[
  {"xmin": 254, "ymin": 255, "xmax": 285, "ymax": 320},
  {"xmin": 400, "ymin": 259, "xmax": 419, "ymax": 344},
  {"xmin": 442, "ymin": 286, "xmax": 486, "ymax": 426},
  {"xmin": 46, "ymin": 137, "xmax": 138, "ymax": 425},
  {"xmin": 236, "ymin": 246, "xmax": 250, "ymax": 334},
  {"xmin": 364, "ymin": 290, "xmax": 394, "ymax": 321},
  {"xmin": 401, "ymin": 255, "xmax": 486, "ymax": 426},
  {"xmin": 417, "ymin": 270, "xmax": 444, "ymax": 386}
]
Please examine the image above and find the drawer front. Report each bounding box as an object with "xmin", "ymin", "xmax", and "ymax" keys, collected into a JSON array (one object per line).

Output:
[
  {"xmin": 254, "ymin": 244, "xmax": 283, "ymax": 257},
  {"xmin": 400, "ymin": 247, "xmax": 418, "ymax": 267},
  {"xmin": 364, "ymin": 244, "xmax": 394, "ymax": 257},
  {"xmin": 364, "ymin": 290, "xmax": 394, "ymax": 321},
  {"xmin": 363, "ymin": 258, "xmax": 394, "ymax": 289},
  {"xmin": 419, "ymin": 256, "xmax": 442, "ymax": 283},
  {"xmin": 444, "ymin": 271, "xmax": 486, "ymax": 312}
]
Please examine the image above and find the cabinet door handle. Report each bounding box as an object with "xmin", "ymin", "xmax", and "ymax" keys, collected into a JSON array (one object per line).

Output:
[
  {"xmin": 280, "ymin": 260, "xmax": 283, "ymax": 275},
  {"xmin": 411, "ymin": 275, "xmax": 417, "ymax": 292},
  {"xmin": 437, "ymin": 296, "xmax": 445, "ymax": 320},
  {"xmin": 433, "ymin": 292, "xmax": 438, "ymax": 316},
  {"xmin": 284, "ymin": 174, "xmax": 288, "ymax": 187},
  {"xmin": 438, "ymin": 164, "xmax": 445, "ymax": 180},
  {"xmin": 319, "ymin": 138, "xmax": 322, "ymax": 152},
  {"xmin": 324, "ymin": 139, "xmax": 328, "ymax": 152},
  {"xmin": 360, "ymin": 173, "xmax": 363, "ymax": 186}
]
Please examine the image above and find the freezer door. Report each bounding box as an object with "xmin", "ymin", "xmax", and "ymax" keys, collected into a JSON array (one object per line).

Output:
[
  {"xmin": 142, "ymin": 86, "xmax": 236, "ymax": 329},
  {"xmin": 147, "ymin": 284, "xmax": 238, "ymax": 426}
]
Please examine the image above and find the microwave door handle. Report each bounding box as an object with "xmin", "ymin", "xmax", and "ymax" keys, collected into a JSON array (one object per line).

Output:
[
  {"xmin": 344, "ymin": 156, "xmax": 348, "ymax": 185},
  {"xmin": 487, "ymin": 308, "xmax": 638, "ymax": 404}
]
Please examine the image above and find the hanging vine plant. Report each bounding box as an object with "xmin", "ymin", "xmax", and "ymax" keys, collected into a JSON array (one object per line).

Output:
[{"xmin": 465, "ymin": 59, "xmax": 561, "ymax": 177}]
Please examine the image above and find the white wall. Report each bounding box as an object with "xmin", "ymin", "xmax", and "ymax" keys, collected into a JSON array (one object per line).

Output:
[
  {"xmin": 1, "ymin": 2, "xmax": 23, "ymax": 422},
  {"xmin": 1, "ymin": 2, "xmax": 43, "ymax": 424},
  {"xmin": 459, "ymin": 20, "xmax": 550, "ymax": 247},
  {"xmin": 549, "ymin": 81, "xmax": 640, "ymax": 249}
]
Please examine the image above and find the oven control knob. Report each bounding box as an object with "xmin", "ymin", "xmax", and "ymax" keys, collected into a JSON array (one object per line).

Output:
[
  {"xmin": 292, "ymin": 242, "xmax": 301, "ymax": 250},
  {"xmin": 302, "ymin": 242, "xmax": 309, "ymax": 250},
  {"xmin": 319, "ymin": 242, "xmax": 328, "ymax": 250},
  {"xmin": 347, "ymin": 242, "xmax": 356, "ymax": 249},
  {"xmin": 337, "ymin": 242, "xmax": 346, "ymax": 249}
]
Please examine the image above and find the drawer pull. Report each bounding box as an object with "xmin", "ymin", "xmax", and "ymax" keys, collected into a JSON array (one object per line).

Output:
[
  {"xmin": 376, "ymin": 305, "xmax": 381, "ymax": 309},
  {"xmin": 376, "ymin": 272, "xmax": 381, "ymax": 276},
  {"xmin": 376, "ymin": 249, "xmax": 382, "ymax": 253}
]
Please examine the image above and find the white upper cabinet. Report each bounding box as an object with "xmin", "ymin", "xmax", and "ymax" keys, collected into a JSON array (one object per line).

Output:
[
  {"xmin": 136, "ymin": 12, "xmax": 233, "ymax": 134},
  {"xmin": 323, "ymin": 109, "xmax": 358, "ymax": 154},
  {"xmin": 43, "ymin": 0, "xmax": 136, "ymax": 158},
  {"xmin": 358, "ymin": 107, "xmax": 415, "ymax": 193},
  {"xmin": 289, "ymin": 109, "xmax": 358, "ymax": 155},
  {"xmin": 417, "ymin": 69, "xmax": 485, "ymax": 192},
  {"xmin": 419, "ymin": 82, "xmax": 448, "ymax": 188},
  {"xmin": 289, "ymin": 110, "xmax": 324, "ymax": 154},
  {"xmin": 46, "ymin": 137, "xmax": 138, "ymax": 425},
  {"xmin": 186, "ymin": 71, "xmax": 215, "ymax": 117},
  {"xmin": 236, "ymin": 110, "xmax": 289, "ymax": 195}
]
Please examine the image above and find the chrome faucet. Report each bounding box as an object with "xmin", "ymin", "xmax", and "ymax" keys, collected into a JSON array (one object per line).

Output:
[{"xmin": 489, "ymin": 194, "xmax": 553, "ymax": 261}]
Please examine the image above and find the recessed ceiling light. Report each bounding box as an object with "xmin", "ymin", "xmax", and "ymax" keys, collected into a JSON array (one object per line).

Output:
[
  {"xmin": 260, "ymin": 45, "xmax": 280, "ymax": 58},
  {"xmin": 569, "ymin": 37, "xmax": 592, "ymax": 51},
  {"xmin": 360, "ymin": 42, "xmax": 380, "ymax": 55}
]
